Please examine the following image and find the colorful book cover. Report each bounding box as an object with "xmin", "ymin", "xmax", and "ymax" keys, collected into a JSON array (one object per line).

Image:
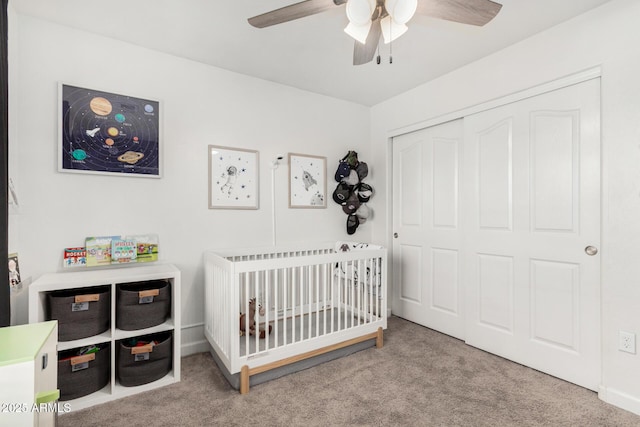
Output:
[
  {"xmin": 85, "ymin": 236, "xmax": 117, "ymax": 267},
  {"xmin": 63, "ymin": 247, "xmax": 87, "ymax": 268},
  {"xmin": 120, "ymin": 234, "xmax": 159, "ymax": 263},
  {"xmin": 111, "ymin": 237, "xmax": 137, "ymax": 264}
]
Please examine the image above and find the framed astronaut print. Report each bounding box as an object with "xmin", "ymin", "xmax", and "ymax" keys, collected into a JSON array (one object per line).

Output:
[
  {"xmin": 208, "ymin": 145, "xmax": 259, "ymax": 209},
  {"xmin": 288, "ymin": 153, "xmax": 326, "ymax": 209}
]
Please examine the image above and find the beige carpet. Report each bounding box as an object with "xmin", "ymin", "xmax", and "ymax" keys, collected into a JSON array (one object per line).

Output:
[{"xmin": 59, "ymin": 316, "xmax": 640, "ymax": 426}]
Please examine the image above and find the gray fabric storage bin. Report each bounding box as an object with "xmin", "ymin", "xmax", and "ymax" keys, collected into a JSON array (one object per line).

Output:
[
  {"xmin": 47, "ymin": 286, "xmax": 111, "ymax": 341},
  {"xmin": 117, "ymin": 332, "xmax": 172, "ymax": 387},
  {"xmin": 58, "ymin": 344, "xmax": 110, "ymax": 401},
  {"xmin": 116, "ymin": 280, "xmax": 171, "ymax": 330}
]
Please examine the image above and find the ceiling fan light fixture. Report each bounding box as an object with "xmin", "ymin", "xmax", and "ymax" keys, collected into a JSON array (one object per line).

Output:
[
  {"xmin": 385, "ymin": 0, "xmax": 418, "ymax": 24},
  {"xmin": 381, "ymin": 15, "xmax": 408, "ymax": 43},
  {"xmin": 346, "ymin": 0, "xmax": 376, "ymax": 26},
  {"xmin": 344, "ymin": 21, "xmax": 373, "ymax": 44}
]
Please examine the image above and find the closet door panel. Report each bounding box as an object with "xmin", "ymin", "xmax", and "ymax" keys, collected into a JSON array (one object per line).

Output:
[
  {"xmin": 392, "ymin": 120, "xmax": 465, "ymax": 339},
  {"xmin": 463, "ymin": 78, "xmax": 601, "ymax": 391}
]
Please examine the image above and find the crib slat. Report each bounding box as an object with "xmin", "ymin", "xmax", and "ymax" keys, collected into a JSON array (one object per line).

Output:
[
  {"xmin": 274, "ymin": 268, "xmax": 278, "ymax": 349},
  {"xmin": 350, "ymin": 259, "xmax": 355, "ymax": 328},
  {"xmin": 253, "ymin": 270, "xmax": 258, "ymax": 354},
  {"xmin": 307, "ymin": 265, "xmax": 312, "ymax": 340},
  {"xmin": 283, "ymin": 267, "xmax": 288, "ymax": 346},
  {"xmin": 376, "ymin": 257, "xmax": 380, "ymax": 319},
  {"xmin": 330, "ymin": 261, "xmax": 335, "ymax": 334},
  {"xmin": 243, "ymin": 272, "xmax": 249, "ymax": 357},
  {"xmin": 368, "ymin": 256, "xmax": 373, "ymax": 323},
  {"xmin": 323, "ymin": 262, "xmax": 328, "ymax": 336},
  {"xmin": 315, "ymin": 264, "xmax": 320, "ymax": 339},
  {"xmin": 356, "ymin": 259, "xmax": 360, "ymax": 324},
  {"xmin": 265, "ymin": 267, "xmax": 271, "ymax": 352},
  {"xmin": 292, "ymin": 266, "xmax": 298, "ymax": 343}
]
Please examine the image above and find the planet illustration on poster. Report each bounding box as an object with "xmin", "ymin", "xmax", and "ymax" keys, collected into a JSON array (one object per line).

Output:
[
  {"xmin": 117, "ymin": 151, "xmax": 145, "ymax": 164},
  {"xmin": 72, "ymin": 149, "xmax": 87, "ymax": 161},
  {"xmin": 144, "ymin": 104, "xmax": 154, "ymax": 113},
  {"xmin": 107, "ymin": 127, "xmax": 119, "ymax": 137},
  {"xmin": 89, "ymin": 97, "xmax": 112, "ymax": 116},
  {"xmin": 115, "ymin": 113, "xmax": 126, "ymax": 123}
]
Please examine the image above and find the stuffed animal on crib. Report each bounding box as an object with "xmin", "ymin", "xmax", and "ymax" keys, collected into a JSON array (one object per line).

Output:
[{"xmin": 239, "ymin": 298, "xmax": 272, "ymax": 339}]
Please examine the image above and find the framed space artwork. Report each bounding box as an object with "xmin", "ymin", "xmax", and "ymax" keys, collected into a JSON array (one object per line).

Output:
[
  {"xmin": 58, "ymin": 83, "xmax": 161, "ymax": 177},
  {"xmin": 208, "ymin": 145, "xmax": 259, "ymax": 209},
  {"xmin": 288, "ymin": 153, "xmax": 326, "ymax": 209}
]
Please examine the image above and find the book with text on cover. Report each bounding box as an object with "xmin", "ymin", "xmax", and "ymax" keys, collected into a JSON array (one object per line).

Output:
[{"xmin": 63, "ymin": 247, "xmax": 86, "ymax": 268}]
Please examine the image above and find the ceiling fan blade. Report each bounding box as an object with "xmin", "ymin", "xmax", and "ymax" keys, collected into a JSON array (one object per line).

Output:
[
  {"xmin": 248, "ymin": 0, "xmax": 346, "ymax": 28},
  {"xmin": 353, "ymin": 18, "xmax": 382, "ymax": 65},
  {"xmin": 416, "ymin": 0, "xmax": 502, "ymax": 26}
]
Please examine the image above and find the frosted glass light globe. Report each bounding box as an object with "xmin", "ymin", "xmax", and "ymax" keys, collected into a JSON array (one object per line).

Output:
[
  {"xmin": 385, "ymin": 0, "xmax": 417, "ymax": 24},
  {"xmin": 346, "ymin": 0, "xmax": 376, "ymax": 25}
]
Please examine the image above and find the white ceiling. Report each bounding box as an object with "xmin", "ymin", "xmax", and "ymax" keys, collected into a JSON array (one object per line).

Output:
[{"xmin": 12, "ymin": 0, "xmax": 613, "ymax": 106}]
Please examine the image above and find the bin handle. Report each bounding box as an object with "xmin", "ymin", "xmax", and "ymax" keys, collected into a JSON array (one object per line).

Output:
[
  {"xmin": 139, "ymin": 289, "xmax": 160, "ymax": 298},
  {"xmin": 131, "ymin": 344, "xmax": 154, "ymax": 354},
  {"xmin": 75, "ymin": 294, "xmax": 100, "ymax": 303}
]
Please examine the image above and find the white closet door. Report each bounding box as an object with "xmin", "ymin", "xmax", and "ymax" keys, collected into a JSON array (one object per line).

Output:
[
  {"xmin": 462, "ymin": 78, "xmax": 601, "ymax": 390},
  {"xmin": 392, "ymin": 119, "xmax": 465, "ymax": 339}
]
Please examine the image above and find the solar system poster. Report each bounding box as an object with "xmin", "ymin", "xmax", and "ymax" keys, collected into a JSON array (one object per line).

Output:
[{"xmin": 59, "ymin": 84, "xmax": 160, "ymax": 177}]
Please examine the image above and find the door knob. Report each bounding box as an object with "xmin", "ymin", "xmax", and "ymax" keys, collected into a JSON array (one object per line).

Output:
[
  {"xmin": 585, "ymin": 246, "xmax": 598, "ymax": 256},
  {"xmin": 393, "ymin": 233, "xmax": 398, "ymax": 238}
]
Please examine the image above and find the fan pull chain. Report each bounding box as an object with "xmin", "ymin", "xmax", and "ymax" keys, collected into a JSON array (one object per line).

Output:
[
  {"xmin": 388, "ymin": 17, "xmax": 393, "ymax": 64},
  {"xmin": 375, "ymin": 18, "xmax": 395, "ymax": 65}
]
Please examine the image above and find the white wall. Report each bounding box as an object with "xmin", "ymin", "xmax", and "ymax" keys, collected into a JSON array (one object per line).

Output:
[
  {"xmin": 370, "ymin": 0, "xmax": 640, "ymax": 415},
  {"xmin": 8, "ymin": 13, "xmax": 372, "ymax": 353}
]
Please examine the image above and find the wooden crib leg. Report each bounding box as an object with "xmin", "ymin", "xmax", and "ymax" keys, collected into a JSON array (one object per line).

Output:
[
  {"xmin": 240, "ymin": 365, "xmax": 250, "ymax": 395},
  {"xmin": 376, "ymin": 327, "xmax": 384, "ymax": 348}
]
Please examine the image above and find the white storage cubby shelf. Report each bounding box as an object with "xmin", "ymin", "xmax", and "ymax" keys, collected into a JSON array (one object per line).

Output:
[{"xmin": 28, "ymin": 263, "xmax": 181, "ymax": 412}]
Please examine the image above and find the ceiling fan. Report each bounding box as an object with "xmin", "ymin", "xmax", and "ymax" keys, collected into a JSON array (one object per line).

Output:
[{"xmin": 248, "ymin": 0, "xmax": 502, "ymax": 65}]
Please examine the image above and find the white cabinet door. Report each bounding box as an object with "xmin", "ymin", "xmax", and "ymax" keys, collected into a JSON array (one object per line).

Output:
[
  {"xmin": 392, "ymin": 119, "xmax": 465, "ymax": 340},
  {"xmin": 462, "ymin": 78, "xmax": 601, "ymax": 391}
]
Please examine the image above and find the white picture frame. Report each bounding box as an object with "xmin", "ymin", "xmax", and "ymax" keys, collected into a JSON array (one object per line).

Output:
[
  {"xmin": 208, "ymin": 145, "xmax": 259, "ymax": 209},
  {"xmin": 288, "ymin": 153, "xmax": 327, "ymax": 209}
]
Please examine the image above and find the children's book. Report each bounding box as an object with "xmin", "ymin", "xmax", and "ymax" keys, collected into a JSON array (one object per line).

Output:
[
  {"xmin": 63, "ymin": 247, "xmax": 87, "ymax": 268},
  {"xmin": 85, "ymin": 236, "xmax": 117, "ymax": 267},
  {"xmin": 126, "ymin": 234, "xmax": 159, "ymax": 263},
  {"xmin": 111, "ymin": 237, "xmax": 137, "ymax": 264}
]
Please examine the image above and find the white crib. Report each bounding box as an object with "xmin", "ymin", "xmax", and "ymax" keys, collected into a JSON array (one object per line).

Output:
[{"xmin": 204, "ymin": 242, "xmax": 387, "ymax": 393}]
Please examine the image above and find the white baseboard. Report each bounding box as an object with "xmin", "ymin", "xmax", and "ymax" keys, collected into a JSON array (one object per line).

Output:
[
  {"xmin": 181, "ymin": 339, "xmax": 210, "ymax": 357},
  {"xmin": 599, "ymin": 386, "xmax": 640, "ymax": 416}
]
